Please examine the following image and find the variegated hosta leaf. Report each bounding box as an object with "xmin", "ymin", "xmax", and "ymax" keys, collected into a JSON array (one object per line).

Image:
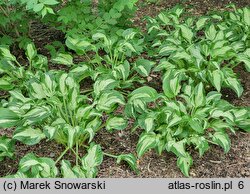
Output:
[
  {"xmin": 96, "ymin": 90, "xmax": 125, "ymax": 112},
  {"xmin": 137, "ymin": 132, "xmax": 157, "ymax": 158},
  {"xmin": 26, "ymin": 43, "xmax": 37, "ymax": 61},
  {"xmin": 191, "ymin": 83, "xmax": 206, "ymax": 108},
  {"xmin": 23, "ymin": 106, "xmax": 51, "ymax": 125},
  {"xmin": 106, "ymin": 116, "xmax": 128, "ymax": 131},
  {"xmin": 177, "ymin": 154, "xmax": 193, "ymax": 177},
  {"xmin": 113, "ymin": 60, "xmax": 130, "ymax": 80},
  {"xmin": 163, "ymin": 70, "xmax": 182, "ymax": 99},
  {"xmin": 190, "ymin": 136, "xmax": 209, "ymax": 157},
  {"xmin": 134, "ymin": 58, "xmax": 155, "ymax": 77},
  {"xmin": 167, "ymin": 140, "xmax": 187, "ymax": 158},
  {"xmin": 18, "ymin": 153, "xmax": 58, "ymax": 178},
  {"xmin": 52, "ymin": 53, "xmax": 73, "ymax": 66},
  {"xmin": 93, "ymin": 78, "xmax": 118, "ymax": 97},
  {"xmin": 29, "ymin": 81, "xmax": 47, "ymax": 99},
  {"xmin": 0, "ymin": 108, "xmax": 20, "ymax": 128},
  {"xmin": 61, "ymin": 160, "xmax": 82, "ymax": 178},
  {"xmin": 212, "ymin": 132, "xmax": 231, "ymax": 153},
  {"xmin": 81, "ymin": 143, "xmax": 103, "ymax": 178},
  {"xmin": 41, "ymin": 73, "xmax": 57, "ymax": 97},
  {"xmin": 0, "ymin": 136, "xmax": 15, "ymax": 161},
  {"xmin": 61, "ymin": 160, "xmax": 92, "ymax": 178},
  {"xmin": 69, "ymin": 64, "xmax": 90, "ymax": 82},
  {"xmin": 129, "ymin": 86, "xmax": 158, "ymax": 102},
  {"xmin": 117, "ymin": 153, "xmax": 139, "ymax": 173},
  {"xmin": 126, "ymin": 86, "xmax": 158, "ymax": 118},
  {"xmin": 66, "ymin": 36, "xmax": 92, "ymax": 55},
  {"xmin": 0, "ymin": 46, "xmax": 16, "ymax": 61},
  {"xmin": 138, "ymin": 113, "xmax": 156, "ymax": 133},
  {"xmin": 13, "ymin": 126, "xmax": 46, "ymax": 145}
]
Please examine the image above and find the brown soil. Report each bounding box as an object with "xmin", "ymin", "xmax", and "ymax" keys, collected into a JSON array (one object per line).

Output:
[{"xmin": 0, "ymin": 0, "xmax": 249, "ymax": 178}]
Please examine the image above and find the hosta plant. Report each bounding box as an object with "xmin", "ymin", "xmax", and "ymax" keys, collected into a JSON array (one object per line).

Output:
[
  {"xmin": 146, "ymin": 6, "xmax": 250, "ymax": 97},
  {"xmin": 126, "ymin": 83, "xmax": 249, "ymax": 176},
  {"xmin": 0, "ymin": 71, "xmax": 137, "ymax": 177},
  {"xmin": 66, "ymin": 29, "xmax": 153, "ymax": 90},
  {"xmin": 0, "ymin": 43, "xmax": 48, "ymax": 92}
]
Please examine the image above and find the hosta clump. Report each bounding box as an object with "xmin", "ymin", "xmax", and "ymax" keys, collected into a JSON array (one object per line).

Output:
[
  {"xmin": 127, "ymin": 83, "xmax": 249, "ymax": 176},
  {"xmin": 0, "ymin": 71, "xmax": 135, "ymax": 177},
  {"xmin": 66, "ymin": 29, "xmax": 154, "ymax": 90},
  {"xmin": 0, "ymin": 43, "xmax": 48, "ymax": 92},
  {"xmin": 146, "ymin": 6, "xmax": 250, "ymax": 97}
]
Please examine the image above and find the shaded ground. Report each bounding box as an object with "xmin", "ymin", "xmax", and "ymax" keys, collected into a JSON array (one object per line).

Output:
[{"xmin": 0, "ymin": 0, "xmax": 249, "ymax": 178}]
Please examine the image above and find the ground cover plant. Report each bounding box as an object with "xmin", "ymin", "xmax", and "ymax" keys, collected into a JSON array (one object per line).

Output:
[{"xmin": 0, "ymin": 0, "xmax": 249, "ymax": 178}]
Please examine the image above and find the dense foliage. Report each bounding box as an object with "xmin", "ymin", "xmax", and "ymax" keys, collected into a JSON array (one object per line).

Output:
[{"xmin": 0, "ymin": 0, "xmax": 249, "ymax": 177}]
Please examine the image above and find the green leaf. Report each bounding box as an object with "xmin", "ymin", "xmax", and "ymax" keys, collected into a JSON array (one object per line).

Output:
[
  {"xmin": 33, "ymin": 3, "xmax": 44, "ymax": 12},
  {"xmin": 123, "ymin": 42, "xmax": 136, "ymax": 53},
  {"xmin": 137, "ymin": 133, "xmax": 157, "ymax": 158},
  {"xmin": 41, "ymin": 73, "xmax": 56, "ymax": 97},
  {"xmin": 40, "ymin": 0, "xmax": 59, "ymax": 5},
  {"xmin": 117, "ymin": 154, "xmax": 139, "ymax": 173},
  {"xmin": 23, "ymin": 106, "xmax": 50, "ymax": 125},
  {"xmin": 19, "ymin": 153, "xmax": 58, "ymax": 178},
  {"xmin": 96, "ymin": 91, "xmax": 125, "ymax": 112},
  {"xmin": 106, "ymin": 117, "xmax": 128, "ymax": 131},
  {"xmin": 188, "ymin": 118, "xmax": 204, "ymax": 134},
  {"xmin": 206, "ymin": 91, "xmax": 222, "ymax": 103},
  {"xmin": 243, "ymin": 7, "xmax": 250, "ymax": 26},
  {"xmin": 225, "ymin": 77, "xmax": 243, "ymax": 97},
  {"xmin": 29, "ymin": 82, "xmax": 47, "ymax": 99},
  {"xmin": 0, "ymin": 79, "xmax": 13, "ymax": 90},
  {"xmin": 163, "ymin": 70, "xmax": 182, "ymax": 98},
  {"xmin": 0, "ymin": 108, "xmax": 19, "ymax": 128},
  {"xmin": 158, "ymin": 12, "xmax": 170, "ymax": 24},
  {"xmin": 138, "ymin": 114, "xmax": 155, "ymax": 133},
  {"xmin": 0, "ymin": 46, "xmax": 16, "ymax": 61},
  {"xmin": 59, "ymin": 73, "xmax": 68, "ymax": 96},
  {"xmin": 159, "ymin": 45, "xmax": 178, "ymax": 56},
  {"xmin": 114, "ymin": 60, "xmax": 130, "ymax": 80},
  {"xmin": 177, "ymin": 154, "xmax": 193, "ymax": 177},
  {"xmin": 63, "ymin": 125, "xmax": 76, "ymax": 148},
  {"xmin": 190, "ymin": 136, "xmax": 209, "ymax": 157},
  {"xmin": 0, "ymin": 136, "xmax": 15, "ymax": 161},
  {"xmin": 52, "ymin": 53, "xmax": 73, "ymax": 66},
  {"xmin": 196, "ymin": 17, "xmax": 209, "ymax": 30},
  {"xmin": 94, "ymin": 79, "xmax": 117, "ymax": 97},
  {"xmin": 70, "ymin": 64, "xmax": 90, "ymax": 82},
  {"xmin": 192, "ymin": 83, "xmax": 206, "ymax": 108},
  {"xmin": 9, "ymin": 90, "xmax": 30, "ymax": 103},
  {"xmin": 81, "ymin": 143, "xmax": 103, "ymax": 178},
  {"xmin": 43, "ymin": 125, "xmax": 56, "ymax": 140},
  {"xmin": 179, "ymin": 25, "xmax": 193, "ymax": 43},
  {"xmin": 66, "ymin": 36, "xmax": 91, "ymax": 55},
  {"xmin": 129, "ymin": 86, "xmax": 158, "ymax": 102},
  {"xmin": 210, "ymin": 70, "xmax": 223, "ymax": 92},
  {"xmin": 60, "ymin": 160, "xmax": 78, "ymax": 178},
  {"xmin": 168, "ymin": 140, "xmax": 187, "ymax": 157},
  {"xmin": 13, "ymin": 126, "xmax": 45, "ymax": 145},
  {"xmin": 237, "ymin": 53, "xmax": 250, "ymax": 72},
  {"xmin": 135, "ymin": 58, "xmax": 155, "ymax": 77},
  {"xmin": 212, "ymin": 132, "xmax": 231, "ymax": 153},
  {"xmin": 205, "ymin": 24, "xmax": 217, "ymax": 40},
  {"xmin": 26, "ymin": 43, "xmax": 37, "ymax": 61}
]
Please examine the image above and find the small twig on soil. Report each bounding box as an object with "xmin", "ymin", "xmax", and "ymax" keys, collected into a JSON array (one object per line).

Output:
[
  {"xmin": 147, "ymin": 159, "xmax": 153, "ymax": 173},
  {"xmin": 209, "ymin": 160, "xmax": 222, "ymax": 164}
]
